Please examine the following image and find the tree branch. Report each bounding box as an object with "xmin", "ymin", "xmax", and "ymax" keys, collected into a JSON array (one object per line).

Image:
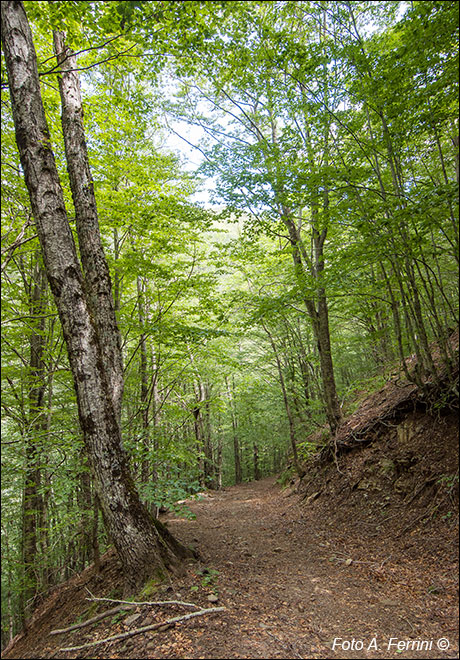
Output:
[
  {"xmin": 59, "ymin": 607, "xmax": 225, "ymax": 652},
  {"xmin": 85, "ymin": 596, "xmax": 206, "ymax": 609},
  {"xmin": 50, "ymin": 604, "xmax": 136, "ymax": 635}
]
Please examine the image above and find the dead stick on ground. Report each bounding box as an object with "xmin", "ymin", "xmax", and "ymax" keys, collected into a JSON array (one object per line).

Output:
[
  {"xmin": 50, "ymin": 605, "xmax": 136, "ymax": 635},
  {"xmin": 85, "ymin": 596, "xmax": 202, "ymax": 609},
  {"xmin": 59, "ymin": 607, "xmax": 225, "ymax": 652}
]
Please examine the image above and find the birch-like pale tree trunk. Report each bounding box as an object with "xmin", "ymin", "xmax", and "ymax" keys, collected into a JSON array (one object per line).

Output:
[{"xmin": 53, "ymin": 29, "xmax": 124, "ymax": 420}]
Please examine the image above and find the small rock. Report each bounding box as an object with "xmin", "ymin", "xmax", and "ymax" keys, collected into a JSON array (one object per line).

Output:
[
  {"xmin": 124, "ymin": 612, "xmax": 143, "ymax": 627},
  {"xmin": 345, "ymin": 558, "xmax": 353, "ymax": 566},
  {"xmin": 274, "ymin": 547, "xmax": 283, "ymax": 553},
  {"xmin": 208, "ymin": 593, "xmax": 219, "ymax": 603}
]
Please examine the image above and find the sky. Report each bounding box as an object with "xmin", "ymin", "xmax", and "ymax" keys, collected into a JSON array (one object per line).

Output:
[{"xmin": 163, "ymin": 120, "xmax": 216, "ymax": 206}]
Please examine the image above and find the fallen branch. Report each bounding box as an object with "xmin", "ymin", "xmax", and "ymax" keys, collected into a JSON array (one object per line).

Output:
[
  {"xmin": 50, "ymin": 604, "xmax": 135, "ymax": 635},
  {"xmin": 59, "ymin": 606, "xmax": 225, "ymax": 652},
  {"xmin": 85, "ymin": 595, "xmax": 203, "ymax": 609}
]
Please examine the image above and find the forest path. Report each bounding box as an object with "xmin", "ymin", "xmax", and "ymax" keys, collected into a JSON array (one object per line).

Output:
[
  {"xmin": 3, "ymin": 473, "xmax": 456, "ymax": 660},
  {"xmin": 154, "ymin": 477, "xmax": 455, "ymax": 659}
]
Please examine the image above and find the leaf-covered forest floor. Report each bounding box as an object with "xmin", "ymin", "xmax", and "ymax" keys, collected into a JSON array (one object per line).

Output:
[{"xmin": 3, "ymin": 398, "xmax": 458, "ymax": 659}]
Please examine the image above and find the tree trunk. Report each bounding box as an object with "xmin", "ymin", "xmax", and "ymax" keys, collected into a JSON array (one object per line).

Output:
[
  {"xmin": 284, "ymin": 216, "xmax": 341, "ymax": 433},
  {"xmin": 77, "ymin": 460, "xmax": 93, "ymax": 571},
  {"xmin": 262, "ymin": 323, "xmax": 305, "ymax": 478},
  {"xmin": 253, "ymin": 442, "xmax": 260, "ymax": 481},
  {"xmin": 90, "ymin": 492, "xmax": 101, "ymax": 573},
  {"xmin": 53, "ymin": 29, "xmax": 124, "ymax": 420},
  {"xmin": 203, "ymin": 384, "xmax": 215, "ymax": 488},
  {"xmin": 136, "ymin": 276, "xmax": 150, "ymax": 486},
  {"xmin": 192, "ymin": 401, "xmax": 205, "ymax": 488},
  {"xmin": 150, "ymin": 342, "xmax": 161, "ymax": 516},
  {"xmin": 188, "ymin": 349, "xmax": 215, "ymax": 488},
  {"xmin": 226, "ymin": 377, "xmax": 242, "ymax": 484},
  {"xmin": 22, "ymin": 258, "xmax": 47, "ymax": 622},
  {"xmin": 1, "ymin": 0, "xmax": 191, "ymax": 595},
  {"xmin": 316, "ymin": 286, "xmax": 341, "ymax": 431},
  {"xmin": 215, "ymin": 412, "xmax": 223, "ymax": 489}
]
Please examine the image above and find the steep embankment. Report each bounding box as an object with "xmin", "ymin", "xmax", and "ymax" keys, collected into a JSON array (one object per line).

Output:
[{"xmin": 3, "ymin": 356, "xmax": 458, "ymax": 659}]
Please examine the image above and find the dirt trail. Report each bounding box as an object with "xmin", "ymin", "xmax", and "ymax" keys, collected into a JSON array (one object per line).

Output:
[
  {"xmin": 3, "ymin": 474, "xmax": 458, "ymax": 659},
  {"xmin": 151, "ymin": 476, "xmax": 457, "ymax": 660}
]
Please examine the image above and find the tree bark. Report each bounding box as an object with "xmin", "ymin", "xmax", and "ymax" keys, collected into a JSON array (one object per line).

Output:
[
  {"xmin": 136, "ymin": 276, "xmax": 150, "ymax": 486},
  {"xmin": 226, "ymin": 377, "xmax": 242, "ymax": 484},
  {"xmin": 22, "ymin": 258, "xmax": 47, "ymax": 622},
  {"xmin": 76, "ymin": 460, "xmax": 93, "ymax": 571},
  {"xmin": 1, "ymin": 0, "xmax": 191, "ymax": 595},
  {"xmin": 53, "ymin": 29, "xmax": 124, "ymax": 420},
  {"xmin": 284, "ymin": 217, "xmax": 341, "ymax": 432}
]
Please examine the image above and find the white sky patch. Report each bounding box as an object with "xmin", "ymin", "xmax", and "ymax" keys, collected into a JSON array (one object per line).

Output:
[{"xmin": 163, "ymin": 117, "xmax": 219, "ymax": 207}]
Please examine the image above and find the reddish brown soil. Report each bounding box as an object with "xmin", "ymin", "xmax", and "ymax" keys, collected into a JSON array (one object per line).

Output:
[{"xmin": 3, "ymin": 409, "xmax": 458, "ymax": 660}]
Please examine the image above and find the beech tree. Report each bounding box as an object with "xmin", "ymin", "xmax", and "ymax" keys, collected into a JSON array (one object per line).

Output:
[{"xmin": 1, "ymin": 0, "xmax": 191, "ymax": 594}]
